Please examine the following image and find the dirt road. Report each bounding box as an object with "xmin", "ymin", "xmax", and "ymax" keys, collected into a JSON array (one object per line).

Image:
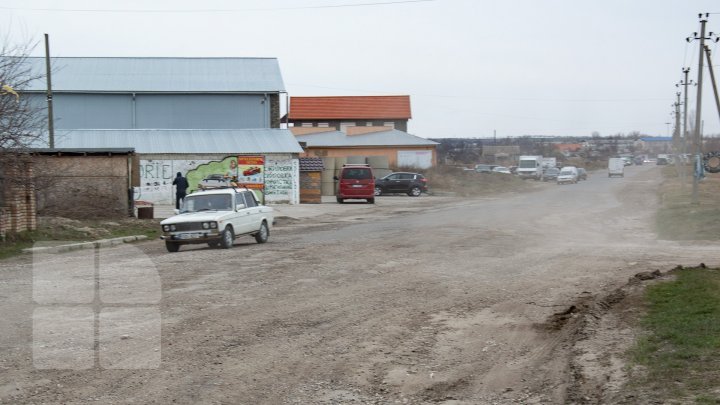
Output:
[{"xmin": 2, "ymin": 166, "xmax": 720, "ymax": 404}]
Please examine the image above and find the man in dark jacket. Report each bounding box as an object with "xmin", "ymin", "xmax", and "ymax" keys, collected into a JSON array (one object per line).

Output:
[{"xmin": 172, "ymin": 172, "xmax": 189, "ymax": 209}]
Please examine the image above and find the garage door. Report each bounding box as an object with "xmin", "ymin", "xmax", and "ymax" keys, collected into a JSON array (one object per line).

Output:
[{"xmin": 397, "ymin": 151, "xmax": 433, "ymax": 169}]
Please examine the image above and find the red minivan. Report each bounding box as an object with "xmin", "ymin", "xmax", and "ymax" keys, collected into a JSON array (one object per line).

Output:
[{"xmin": 334, "ymin": 164, "xmax": 375, "ymax": 204}]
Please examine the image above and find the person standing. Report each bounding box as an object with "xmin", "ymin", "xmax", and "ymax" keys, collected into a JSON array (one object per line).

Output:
[{"xmin": 172, "ymin": 172, "xmax": 189, "ymax": 209}]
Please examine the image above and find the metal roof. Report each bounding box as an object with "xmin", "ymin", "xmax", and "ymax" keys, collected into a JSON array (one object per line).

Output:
[
  {"xmin": 31, "ymin": 129, "xmax": 303, "ymax": 154},
  {"xmin": 24, "ymin": 57, "xmax": 285, "ymax": 93},
  {"xmin": 294, "ymin": 129, "xmax": 438, "ymax": 147}
]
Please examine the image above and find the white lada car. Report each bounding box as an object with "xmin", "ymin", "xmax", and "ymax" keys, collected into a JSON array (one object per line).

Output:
[{"xmin": 160, "ymin": 187, "xmax": 274, "ymax": 253}]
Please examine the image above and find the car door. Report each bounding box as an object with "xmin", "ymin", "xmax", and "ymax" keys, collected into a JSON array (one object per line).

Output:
[
  {"xmin": 381, "ymin": 173, "xmax": 401, "ymax": 193},
  {"xmin": 396, "ymin": 173, "xmax": 414, "ymax": 192},
  {"xmin": 239, "ymin": 191, "xmax": 262, "ymax": 234},
  {"xmin": 390, "ymin": 173, "xmax": 413, "ymax": 193}
]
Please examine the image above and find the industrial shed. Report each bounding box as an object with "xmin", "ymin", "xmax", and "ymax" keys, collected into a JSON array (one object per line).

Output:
[
  {"xmin": 23, "ymin": 57, "xmax": 286, "ymax": 129},
  {"xmin": 45, "ymin": 129, "xmax": 304, "ymax": 205}
]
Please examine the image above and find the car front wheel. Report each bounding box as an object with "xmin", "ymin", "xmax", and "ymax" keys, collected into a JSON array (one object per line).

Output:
[
  {"xmin": 374, "ymin": 186, "xmax": 383, "ymax": 196},
  {"xmin": 254, "ymin": 221, "xmax": 269, "ymax": 243},
  {"xmin": 220, "ymin": 226, "xmax": 234, "ymax": 249},
  {"xmin": 408, "ymin": 186, "xmax": 422, "ymax": 197},
  {"xmin": 165, "ymin": 241, "xmax": 180, "ymax": 253}
]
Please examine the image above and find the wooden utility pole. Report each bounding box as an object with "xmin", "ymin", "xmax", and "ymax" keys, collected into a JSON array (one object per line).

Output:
[{"xmin": 44, "ymin": 33, "xmax": 54, "ymax": 148}]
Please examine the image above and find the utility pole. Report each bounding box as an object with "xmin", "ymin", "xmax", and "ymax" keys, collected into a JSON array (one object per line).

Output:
[
  {"xmin": 686, "ymin": 14, "xmax": 717, "ymax": 204},
  {"xmin": 44, "ymin": 33, "xmax": 54, "ymax": 148},
  {"xmin": 673, "ymin": 92, "xmax": 685, "ymax": 184},
  {"xmin": 676, "ymin": 68, "xmax": 695, "ymax": 155},
  {"xmin": 704, "ymin": 45, "xmax": 720, "ymax": 123}
]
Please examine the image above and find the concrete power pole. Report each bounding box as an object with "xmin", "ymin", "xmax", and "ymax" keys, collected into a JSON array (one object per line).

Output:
[
  {"xmin": 673, "ymin": 92, "xmax": 684, "ymax": 184},
  {"xmin": 676, "ymin": 68, "xmax": 694, "ymax": 156},
  {"xmin": 686, "ymin": 14, "xmax": 711, "ymax": 204},
  {"xmin": 704, "ymin": 46, "xmax": 720, "ymax": 123}
]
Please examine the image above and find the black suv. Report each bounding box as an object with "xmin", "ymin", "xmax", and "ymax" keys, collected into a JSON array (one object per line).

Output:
[{"xmin": 374, "ymin": 172, "xmax": 428, "ymax": 197}]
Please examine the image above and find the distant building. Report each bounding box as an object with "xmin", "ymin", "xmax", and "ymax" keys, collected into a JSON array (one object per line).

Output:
[{"xmin": 288, "ymin": 95, "xmax": 412, "ymax": 132}]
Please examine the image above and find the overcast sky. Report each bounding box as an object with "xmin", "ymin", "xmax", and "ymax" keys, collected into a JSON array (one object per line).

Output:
[{"xmin": 3, "ymin": 0, "xmax": 720, "ymax": 139}]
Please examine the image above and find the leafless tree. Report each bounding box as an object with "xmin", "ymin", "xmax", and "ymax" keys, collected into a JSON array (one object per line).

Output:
[
  {"xmin": 0, "ymin": 36, "xmax": 46, "ymax": 211},
  {"xmin": 0, "ymin": 38, "xmax": 45, "ymax": 152}
]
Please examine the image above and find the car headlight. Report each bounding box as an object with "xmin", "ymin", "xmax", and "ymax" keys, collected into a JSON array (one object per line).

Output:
[
  {"xmin": 202, "ymin": 222, "xmax": 210, "ymax": 229},
  {"xmin": 162, "ymin": 225, "xmax": 170, "ymax": 232},
  {"xmin": 170, "ymin": 224, "xmax": 177, "ymax": 231},
  {"xmin": 210, "ymin": 222, "xmax": 218, "ymax": 229}
]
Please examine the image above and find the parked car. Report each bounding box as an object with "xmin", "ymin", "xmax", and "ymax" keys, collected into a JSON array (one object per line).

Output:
[
  {"xmin": 374, "ymin": 172, "xmax": 428, "ymax": 196},
  {"xmin": 542, "ymin": 167, "xmax": 560, "ymax": 181},
  {"xmin": 334, "ymin": 164, "xmax": 375, "ymax": 203},
  {"xmin": 577, "ymin": 168, "xmax": 587, "ymax": 180},
  {"xmin": 492, "ymin": 166, "xmax": 512, "ymax": 174},
  {"xmin": 557, "ymin": 166, "xmax": 578, "ymax": 185},
  {"xmin": 200, "ymin": 173, "xmax": 231, "ymax": 188},
  {"xmin": 474, "ymin": 164, "xmax": 497, "ymax": 173},
  {"xmin": 160, "ymin": 187, "xmax": 273, "ymax": 252},
  {"xmin": 656, "ymin": 157, "xmax": 668, "ymax": 165}
]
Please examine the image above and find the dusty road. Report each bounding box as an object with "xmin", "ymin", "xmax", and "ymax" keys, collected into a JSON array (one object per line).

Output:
[{"xmin": 2, "ymin": 166, "xmax": 720, "ymax": 404}]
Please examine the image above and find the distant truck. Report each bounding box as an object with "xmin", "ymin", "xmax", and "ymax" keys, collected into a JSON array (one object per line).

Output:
[
  {"xmin": 517, "ymin": 155, "xmax": 544, "ymax": 180},
  {"xmin": 608, "ymin": 158, "xmax": 625, "ymax": 178}
]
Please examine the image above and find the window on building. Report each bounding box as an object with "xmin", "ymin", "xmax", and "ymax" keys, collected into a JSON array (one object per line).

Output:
[
  {"xmin": 318, "ymin": 122, "xmax": 329, "ymax": 128},
  {"xmin": 301, "ymin": 123, "xmax": 313, "ymax": 128},
  {"xmin": 383, "ymin": 122, "xmax": 396, "ymax": 129}
]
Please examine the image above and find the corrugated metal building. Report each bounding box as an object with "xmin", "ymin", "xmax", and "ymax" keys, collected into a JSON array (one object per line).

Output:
[
  {"xmin": 25, "ymin": 57, "xmax": 304, "ymax": 206},
  {"xmin": 24, "ymin": 57, "xmax": 285, "ymax": 129}
]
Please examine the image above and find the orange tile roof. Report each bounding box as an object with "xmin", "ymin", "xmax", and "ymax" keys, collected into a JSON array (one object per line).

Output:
[{"xmin": 289, "ymin": 96, "xmax": 412, "ymax": 120}]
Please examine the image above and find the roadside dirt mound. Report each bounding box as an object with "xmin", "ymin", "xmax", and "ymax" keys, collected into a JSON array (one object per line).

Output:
[{"xmin": 543, "ymin": 267, "xmax": 671, "ymax": 403}]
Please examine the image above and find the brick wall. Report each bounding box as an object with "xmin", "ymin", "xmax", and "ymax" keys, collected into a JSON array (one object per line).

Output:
[
  {"xmin": 34, "ymin": 154, "xmax": 131, "ymax": 219},
  {"xmin": 0, "ymin": 160, "xmax": 37, "ymax": 239}
]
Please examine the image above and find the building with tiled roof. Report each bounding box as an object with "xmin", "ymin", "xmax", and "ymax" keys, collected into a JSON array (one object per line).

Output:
[{"xmin": 288, "ymin": 95, "xmax": 411, "ymax": 132}]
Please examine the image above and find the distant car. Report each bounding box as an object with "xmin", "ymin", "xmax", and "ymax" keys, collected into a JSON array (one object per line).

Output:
[
  {"xmin": 656, "ymin": 157, "xmax": 668, "ymax": 165},
  {"xmin": 374, "ymin": 172, "xmax": 428, "ymax": 197},
  {"xmin": 474, "ymin": 164, "xmax": 497, "ymax": 173},
  {"xmin": 577, "ymin": 168, "xmax": 587, "ymax": 181},
  {"xmin": 334, "ymin": 164, "xmax": 375, "ymax": 203},
  {"xmin": 492, "ymin": 166, "xmax": 512, "ymax": 174},
  {"xmin": 621, "ymin": 157, "xmax": 633, "ymax": 166},
  {"xmin": 542, "ymin": 167, "xmax": 560, "ymax": 182},
  {"xmin": 633, "ymin": 156, "xmax": 644, "ymax": 165},
  {"xmin": 557, "ymin": 166, "xmax": 578, "ymax": 185}
]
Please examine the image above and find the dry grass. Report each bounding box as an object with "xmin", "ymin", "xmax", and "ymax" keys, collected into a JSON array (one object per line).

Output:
[
  {"xmin": 656, "ymin": 165, "xmax": 720, "ymax": 240},
  {"xmin": 408, "ymin": 165, "xmax": 536, "ymax": 197}
]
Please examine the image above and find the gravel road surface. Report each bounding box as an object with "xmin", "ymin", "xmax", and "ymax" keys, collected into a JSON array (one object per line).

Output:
[{"xmin": 2, "ymin": 165, "xmax": 719, "ymax": 404}]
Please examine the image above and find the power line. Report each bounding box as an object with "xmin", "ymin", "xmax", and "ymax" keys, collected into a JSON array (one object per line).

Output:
[
  {"xmin": 0, "ymin": 0, "xmax": 436, "ymax": 14},
  {"xmin": 287, "ymin": 82, "xmax": 667, "ymax": 103}
]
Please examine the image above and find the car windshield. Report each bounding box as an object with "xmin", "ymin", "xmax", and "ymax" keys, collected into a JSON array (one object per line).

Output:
[
  {"xmin": 560, "ymin": 171, "xmax": 573, "ymax": 176},
  {"xmin": 546, "ymin": 168, "xmax": 559, "ymax": 174},
  {"xmin": 181, "ymin": 194, "xmax": 232, "ymax": 212},
  {"xmin": 343, "ymin": 168, "xmax": 372, "ymax": 179}
]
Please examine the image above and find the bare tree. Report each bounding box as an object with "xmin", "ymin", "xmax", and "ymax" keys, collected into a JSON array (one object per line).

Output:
[
  {"xmin": 0, "ymin": 38, "xmax": 45, "ymax": 152},
  {"xmin": 0, "ymin": 36, "xmax": 46, "ymax": 217}
]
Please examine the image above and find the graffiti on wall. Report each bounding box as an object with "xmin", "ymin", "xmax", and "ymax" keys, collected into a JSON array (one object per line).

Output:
[
  {"xmin": 135, "ymin": 157, "xmax": 298, "ymax": 205},
  {"xmin": 136, "ymin": 159, "xmax": 212, "ymax": 204}
]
